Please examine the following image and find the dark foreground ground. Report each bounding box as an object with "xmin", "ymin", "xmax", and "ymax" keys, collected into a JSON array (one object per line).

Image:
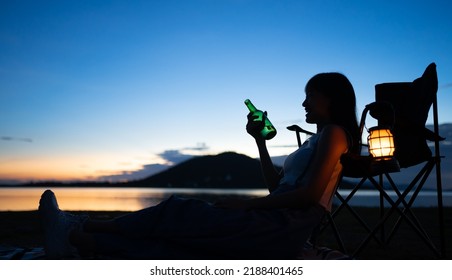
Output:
[{"xmin": 1, "ymin": 207, "xmax": 451, "ymax": 260}]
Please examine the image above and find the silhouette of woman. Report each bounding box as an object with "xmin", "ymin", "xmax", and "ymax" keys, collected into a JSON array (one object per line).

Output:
[{"xmin": 39, "ymin": 72, "xmax": 359, "ymax": 259}]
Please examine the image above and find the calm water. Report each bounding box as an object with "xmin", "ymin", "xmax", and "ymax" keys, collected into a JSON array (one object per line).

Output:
[
  {"xmin": 0, "ymin": 187, "xmax": 268, "ymax": 211},
  {"xmin": 0, "ymin": 187, "xmax": 451, "ymax": 211}
]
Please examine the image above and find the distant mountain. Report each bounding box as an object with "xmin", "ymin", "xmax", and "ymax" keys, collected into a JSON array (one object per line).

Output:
[{"xmin": 129, "ymin": 152, "xmax": 277, "ymax": 189}]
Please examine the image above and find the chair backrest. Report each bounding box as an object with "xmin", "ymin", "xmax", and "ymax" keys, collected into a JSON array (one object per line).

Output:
[{"xmin": 374, "ymin": 62, "xmax": 441, "ymax": 168}]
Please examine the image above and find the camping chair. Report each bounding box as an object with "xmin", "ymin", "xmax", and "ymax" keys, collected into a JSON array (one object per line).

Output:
[
  {"xmin": 348, "ymin": 62, "xmax": 446, "ymax": 258},
  {"xmin": 289, "ymin": 63, "xmax": 446, "ymax": 258}
]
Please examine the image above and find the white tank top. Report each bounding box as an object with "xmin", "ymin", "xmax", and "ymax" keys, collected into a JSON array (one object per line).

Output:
[{"xmin": 272, "ymin": 133, "xmax": 343, "ymax": 212}]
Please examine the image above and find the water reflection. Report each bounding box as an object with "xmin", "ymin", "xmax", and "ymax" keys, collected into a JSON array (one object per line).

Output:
[
  {"xmin": 0, "ymin": 187, "xmax": 268, "ymax": 211},
  {"xmin": 0, "ymin": 187, "xmax": 450, "ymax": 211}
]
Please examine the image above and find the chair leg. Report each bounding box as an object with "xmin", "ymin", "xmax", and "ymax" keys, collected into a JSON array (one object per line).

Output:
[
  {"xmin": 434, "ymin": 155, "xmax": 446, "ymax": 258},
  {"xmin": 329, "ymin": 181, "xmax": 385, "ymax": 248},
  {"xmin": 432, "ymin": 74, "xmax": 447, "ymax": 258},
  {"xmin": 385, "ymin": 161, "xmax": 435, "ymax": 245},
  {"xmin": 378, "ymin": 174, "xmax": 385, "ymax": 243},
  {"xmin": 326, "ymin": 213, "xmax": 347, "ymax": 254},
  {"xmin": 352, "ymin": 175, "xmax": 441, "ymax": 257},
  {"xmin": 333, "ymin": 192, "xmax": 383, "ymax": 245}
]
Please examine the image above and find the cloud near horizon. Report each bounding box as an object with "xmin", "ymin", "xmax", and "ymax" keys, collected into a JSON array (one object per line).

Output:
[{"xmin": 98, "ymin": 143, "xmax": 211, "ymax": 182}]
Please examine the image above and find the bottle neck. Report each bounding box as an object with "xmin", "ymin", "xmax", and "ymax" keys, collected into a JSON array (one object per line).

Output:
[{"xmin": 245, "ymin": 99, "xmax": 257, "ymax": 112}]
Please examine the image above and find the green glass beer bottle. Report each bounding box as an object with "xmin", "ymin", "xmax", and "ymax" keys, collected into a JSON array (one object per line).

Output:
[{"xmin": 244, "ymin": 99, "xmax": 277, "ymax": 140}]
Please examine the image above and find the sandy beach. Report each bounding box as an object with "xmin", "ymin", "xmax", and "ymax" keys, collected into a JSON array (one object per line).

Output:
[{"xmin": 1, "ymin": 207, "xmax": 451, "ymax": 260}]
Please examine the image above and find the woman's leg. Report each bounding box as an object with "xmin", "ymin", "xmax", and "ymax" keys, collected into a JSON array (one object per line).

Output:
[
  {"xmin": 39, "ymin": 190, "xmax": 176, "ymax": 258},
  {"xmin": 40, "ymin": 190, "xmax": 319, "ymax": 259}
]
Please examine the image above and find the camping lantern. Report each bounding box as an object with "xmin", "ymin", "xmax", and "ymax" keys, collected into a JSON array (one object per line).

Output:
[
  {"xmin": 359, "ymin": 101, "xmax": 400, "ymax": 173},
  {"xmin": 367, "ymin": 127, "xmax": 395, "ymax": 159},
  {"xmin": 366, "ymin": 125, "xmax": 400, "ymax": 173}
]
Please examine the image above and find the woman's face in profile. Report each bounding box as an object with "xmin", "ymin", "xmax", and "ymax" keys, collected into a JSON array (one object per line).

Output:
[{"xmin": 302, "ymin": 90, "xmax": 331, "ymax": 125}]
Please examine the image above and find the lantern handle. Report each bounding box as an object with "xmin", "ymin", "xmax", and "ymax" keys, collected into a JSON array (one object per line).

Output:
[
  {"xmin": 359, "ymin": 101, "xmax": 395, "ymax": 148},
  {"xmin": 360, "ymin": 102, "xmax": 395, "ymax": 132}
]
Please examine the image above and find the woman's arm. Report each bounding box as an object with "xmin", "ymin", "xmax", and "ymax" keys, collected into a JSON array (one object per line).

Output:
[
  {"xmin": 255, "ymin": 138, "xmax": 283, "ymax": 192},
  {"xmin": 219, "ymin": 125, "xmax": 348, "ymax": 210},
  {"xmin": 246, "ymin": 112, "xmax": 282, "ymax": 192}
]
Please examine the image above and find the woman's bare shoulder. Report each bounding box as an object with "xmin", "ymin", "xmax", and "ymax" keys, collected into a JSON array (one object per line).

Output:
[
  {"xmin": 321, "ymin": 124, "xmax": 348, "ymax": 138},
  {"xmin": 319, "ymin": 125, "xmax": 349, "ymax": 152}
]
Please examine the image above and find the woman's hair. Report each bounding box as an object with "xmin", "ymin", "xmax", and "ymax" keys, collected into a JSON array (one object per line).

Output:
[{"xmin": 305, "ymin": 72, "xmax": 360, "ymax": 153}]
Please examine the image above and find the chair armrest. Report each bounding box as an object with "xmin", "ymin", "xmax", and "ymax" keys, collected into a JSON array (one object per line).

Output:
[{"xmin": 286, "ymin": 125, "xmax": 315, "ymax": 135}]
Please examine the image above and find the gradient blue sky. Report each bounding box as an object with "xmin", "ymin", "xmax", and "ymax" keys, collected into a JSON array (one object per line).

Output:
[{"xmin": 1, "ymin": 0, "xmax": 452, "ymax": 182}]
